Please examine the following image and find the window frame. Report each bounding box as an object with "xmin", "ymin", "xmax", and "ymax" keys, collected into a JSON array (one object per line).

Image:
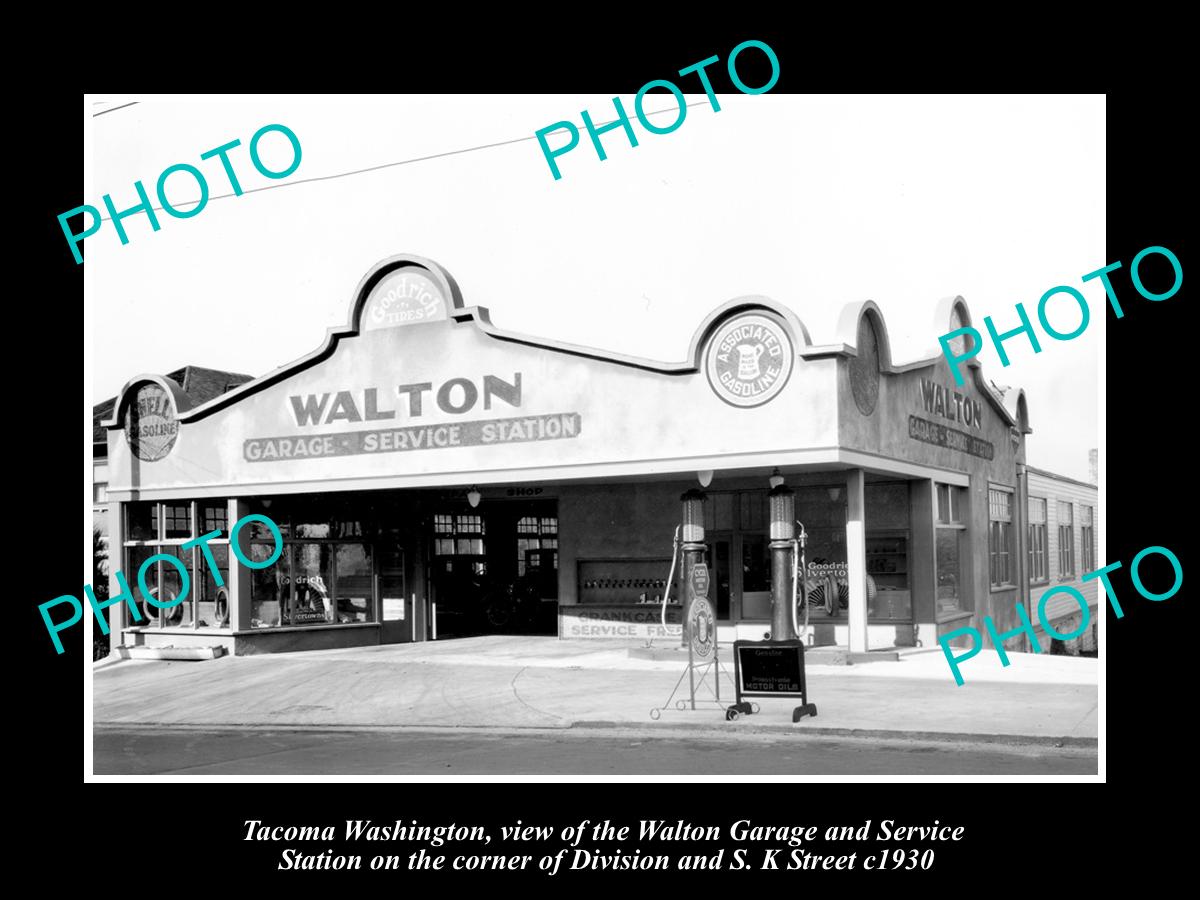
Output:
[
  {"xmin": 123, "ymin": 500, "xmax": 232, "ymax": 631},
  {"xmin": 1080, "ymin": 504, "xmax": 1096, "ymax": 573},
  {"xmin": 988, "ymin": 485, "xmax": 1016, "ymax": 590},
  {"xmin": 1057, "ymin": 500, "xmax": 1075, "ymax": 579},
  {"xmin": 1028, "ymin": 496, "xmax": 1049, "ymax": 585}
]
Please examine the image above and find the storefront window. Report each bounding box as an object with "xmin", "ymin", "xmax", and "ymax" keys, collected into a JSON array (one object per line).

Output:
[
  {"xmin": 936, "ymin": 529, "xmax": 962, "ymax": 615},
  {"xmin": 935, "ymin": 482, "xmax": 969, "ymax": 616},
  {"xmin": 123, "ymin": 501, "xmax": 230, "ymax": 630},
  {"xmin": 796, "ymin": 485, "xmax": 848, "ymax": 621},
  {"xmin": 245, "ymin": 502, "xmax": 379, "ymax": 629},
  {"xmin": 866, "ymin": 483, "xmax": 912, "ymax": 621}
]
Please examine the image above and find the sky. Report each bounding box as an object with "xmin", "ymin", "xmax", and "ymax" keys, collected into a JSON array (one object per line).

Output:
[{"xmin": 85, "ymin": 94, "xmax": 1104, "ymax": 481}]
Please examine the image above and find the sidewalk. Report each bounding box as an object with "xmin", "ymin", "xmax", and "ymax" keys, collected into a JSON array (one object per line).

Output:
[{"xmin": 92, "ymin": 636, "xmax": 1099, "ymax": 744}]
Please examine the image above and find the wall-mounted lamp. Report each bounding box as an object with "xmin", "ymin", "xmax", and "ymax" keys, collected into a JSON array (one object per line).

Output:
[
  {"xmin": 826, "ymin": 485, "xmax": 842, "ymax": 502},
  {"xmin": 262, "ymin": 498, "xmax": 273, "ymax": 508},
  {"xmin": 467, "ymin": 487, "xmax": 481, "ymax": 508},
  {"xmin": 697, "ymin": 469, "xmax": 714, "ymax": 488},
  {"xmin": 769, "ymin": 467, "xmax": 785, "ymax": 489}
]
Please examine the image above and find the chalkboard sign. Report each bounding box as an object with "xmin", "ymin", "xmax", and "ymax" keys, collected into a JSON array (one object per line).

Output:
[{"xmin": 729, "ymin": 640, "xmax": 817, "ymax": 722}]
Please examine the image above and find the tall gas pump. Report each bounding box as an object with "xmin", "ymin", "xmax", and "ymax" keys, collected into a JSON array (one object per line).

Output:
[
  {"xmin": 768, "ymin": 484, "xmax": 796, "ymax": 642},
  {"xmin": 726, "ymin": 477, "xmax": 817, "ymax": 723}
]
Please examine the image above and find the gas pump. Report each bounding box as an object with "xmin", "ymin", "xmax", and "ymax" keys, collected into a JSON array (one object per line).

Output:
[
  {"xmin": 679, "ymin": 489, "xmax": 707, "ymax": 648},
  {"xmin": 767, "ymin": 483, "xmax": 796, "ymax": 641},
  {"xmin": 725, "ymin": 480, "xmax": 817, "ymax": 722}
]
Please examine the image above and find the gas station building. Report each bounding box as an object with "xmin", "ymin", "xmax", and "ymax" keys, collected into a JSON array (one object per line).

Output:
[{"xmin": 101, "ymin": 254, "xmax": 1097, "ymax": 657}]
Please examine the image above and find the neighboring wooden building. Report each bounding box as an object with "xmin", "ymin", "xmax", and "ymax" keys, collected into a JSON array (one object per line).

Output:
[{"xmin": 1026, "ymin": 466, "xmax": 1099, "ymax": 656}]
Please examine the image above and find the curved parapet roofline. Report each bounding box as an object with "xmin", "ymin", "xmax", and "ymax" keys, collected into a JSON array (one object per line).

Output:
[
  {"xmin": 96, "ymin": 255, "xmax": 1024, "ymax": 435},
  {"xmin": 346, "ymin": 253, "xmax": 466, "ymax": 330},
  {"xmin": 834, "ymin": 300, "xmax": 895, "ymax": 372}
]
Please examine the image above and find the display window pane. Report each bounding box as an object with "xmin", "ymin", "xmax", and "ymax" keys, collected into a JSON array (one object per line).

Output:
[
  {"xmin": 201, "ymin": 504, "xmax": 228, "ymax": 534},
  {"xmin": 936, "ymin": 529, "xmax": 961, "ymax": 614},
  {"xmin": 251, "ymin": 544, "xmax": 290, "ymax": 628},
  {"xmin": 457, "ymin": 514, "xmax": 484, "ymax": 533},
  {"xmin": 158, "ymin": 545, "xmax": 192, "ymax": 626},
  {"xmin": 127, "ymin": 503, "xmax": 157, "ymax": 541},
  {"xmin": 245, "ymin": 512, "xmax": 289, "ymax": 540},
  {"xmin": 866, "ymin": 483, "xmax": 908, "ymax": 530},
  {"xmin": 125, "ymin": 545, "xmax": 154, "ymax": 625},
  {"xmin": 197, "ymin": 543, "xmax": 230, "ymax": 628},
  {"xmin": 335, "ymin": 543, "xmax": 374, "ymax": 623},
  {"xmin": 294, "ymin": 520, "xmax": 331, "ymax": 538},
  {"xmin": 163, "ymin": 504, "xmax": 191, "ymax": 539},
  {"xmin": 334, "ymin": 518, "xmax": 364, "ymax": 538},
  {"xmin": 128, "ymin": 545, "xmax": 191, "ymax": 627},
  {"xmin": 290, "ymin": 543, "xmax": 334, "ymax": 626}
]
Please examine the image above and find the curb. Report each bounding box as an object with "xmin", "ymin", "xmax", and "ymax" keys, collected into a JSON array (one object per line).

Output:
[{"xmin": 572, "ymin": 720, "xmax": 1097, "ymax": 748}]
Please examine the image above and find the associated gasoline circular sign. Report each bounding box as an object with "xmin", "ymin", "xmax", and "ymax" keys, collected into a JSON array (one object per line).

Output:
[
  {"xmin": 689, "ymin": 596, "xmax": 716, "ymax": 659},
  {"xmin": 124, "ymin": 383, "xmax": 179, "ymax": 462},
  {"xmin": 705, "ymin": 312, "xmax": 794, "ymax": 408}
]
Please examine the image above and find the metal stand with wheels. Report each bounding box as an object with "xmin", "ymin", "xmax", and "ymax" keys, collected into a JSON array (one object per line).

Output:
[{"xmin": 649, "ymin": 654, "xmax": 737, "ymax": 720}]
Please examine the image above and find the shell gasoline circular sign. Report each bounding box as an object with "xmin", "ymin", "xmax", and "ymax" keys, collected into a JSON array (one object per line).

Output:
[
  {"xmin": 124, "ymin": 383, "xmax": 179, "ymax": 462},
  {"xmin": 705, "ymin": 312, "xmax": 794, "ymax": 408}
]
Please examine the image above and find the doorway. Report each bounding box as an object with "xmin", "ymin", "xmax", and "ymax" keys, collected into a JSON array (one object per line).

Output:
[
  {"xmin": 703, "ymin": 489, "xmax": 771, "ymax": 627},
  {"xmin": 427, "ymin": 498, "xmax": 559, "ymax": 638}
]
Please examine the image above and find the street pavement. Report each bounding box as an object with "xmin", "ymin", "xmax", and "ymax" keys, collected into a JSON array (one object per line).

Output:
[
  {"xmin": 93, "ymin": 724, "xmax": 1096, "ymax": 775},
  {"xmin": 92, "ymin": 635, "xmax": 1099, "ymax": 774}
]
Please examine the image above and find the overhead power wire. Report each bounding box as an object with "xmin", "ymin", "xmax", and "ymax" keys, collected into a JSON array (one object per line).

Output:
[
  {"xmin": 93, "ymin": 101, "xmax": 139, "ymax": 117},
  {"xmin": 91, "ymin": 100, "xmax": 714, "ymax": 222}
]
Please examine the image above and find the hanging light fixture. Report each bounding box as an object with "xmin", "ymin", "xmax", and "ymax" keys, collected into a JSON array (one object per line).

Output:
[
  {"xmin": 467, "ymin": 486, "xmax": 482, "ymax": 508},
  {"xmin": 769, "ymin": 467, "xmax": 785, "ymax": 489},
  {"xmin": 826, "ymin": 485, "xmax": 842, "ymax": 502},
  {"xmin": 697, "ymin": 469, "xmax": 714, "ymax": 488}
]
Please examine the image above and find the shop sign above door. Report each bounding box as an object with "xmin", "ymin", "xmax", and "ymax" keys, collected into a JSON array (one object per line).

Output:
[
  {"xmin": 362, "ymin": 268, "xmax": 448, "ymax": 330},
  {"xmin": 704, "ymin": 312, "xmax": 794, "ymax": 408}
]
